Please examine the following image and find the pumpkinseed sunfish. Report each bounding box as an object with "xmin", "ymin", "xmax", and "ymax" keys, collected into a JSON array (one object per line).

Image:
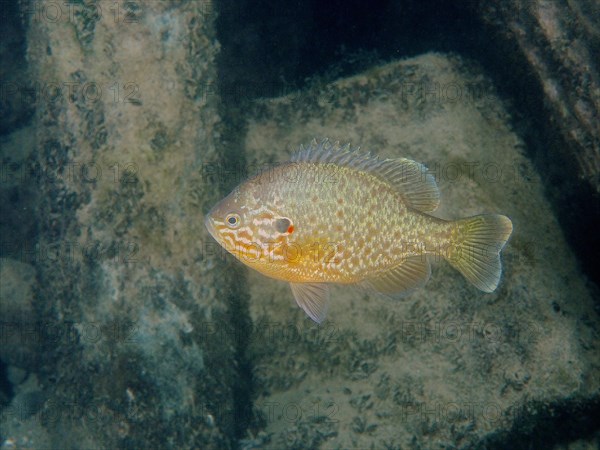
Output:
[{"xmin": 205, "ymin": 139, "xmax": 513, "ymax": 323}]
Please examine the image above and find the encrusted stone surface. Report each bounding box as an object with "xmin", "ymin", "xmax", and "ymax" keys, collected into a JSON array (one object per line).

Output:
[{"xmin": 1, "ymin": 2, "xmax": 239, "ymax": 448}]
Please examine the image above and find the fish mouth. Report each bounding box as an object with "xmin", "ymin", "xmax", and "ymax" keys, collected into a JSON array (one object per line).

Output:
[{"xmin": 204, "ymin": 214, "xmax": 217, "ymax": 240}]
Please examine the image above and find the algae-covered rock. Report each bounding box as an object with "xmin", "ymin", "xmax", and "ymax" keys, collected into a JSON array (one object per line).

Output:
[
  {"xmin": 7, "ymin": 1, "xmax": 239, "ymax": 448},
  {"xmin": 241, "ymin": 53, "xmax": 600, "ymax": 449}
]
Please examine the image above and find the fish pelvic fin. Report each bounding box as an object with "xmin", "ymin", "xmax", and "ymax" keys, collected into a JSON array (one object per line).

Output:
[
  {"xmin": 290, "ymin": 282, "xmax": 330, "ymax": 323},
  {"xmin": 446, "ymin": 215, "xmax": 513, "ymax": 292}
]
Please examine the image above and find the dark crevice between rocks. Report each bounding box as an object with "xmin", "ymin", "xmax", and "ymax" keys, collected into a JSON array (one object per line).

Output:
[
  {"xmin": 480, "ymin": 396, "xmax": 600, "ymax": 450},
  {"xmin": 0, "ymin": 360, "xmax": 14, "ymax": 408},
  {"xmin": 215, "ymin": 0, "xmax": 485, "ymax": 100},
  {"xmin": 0, "ymin": 1, "xmax": 34, "ymax": 136},
  {"xmin": 0, "ymin": 0, "xmax": 37, "ymax": 422},
  {"xmin": 211, "ymin": 131, "xmax": 257, "ymax": 442},
  {"xmin": 214, "ymin": 114, "xmax": 258, "ymax": 443},
  {"xmin": 223, "ymin": 265, "xmax": 256, "ymax": 441},
  {"xmin": 214, "ymin": 6, "xmax": 260, "ymax": 440}
]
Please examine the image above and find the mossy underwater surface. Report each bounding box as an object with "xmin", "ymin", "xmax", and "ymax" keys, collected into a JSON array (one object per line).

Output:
[{"xmin": 1, "ymin": 1, "xmax": 599, "ymax": 449}]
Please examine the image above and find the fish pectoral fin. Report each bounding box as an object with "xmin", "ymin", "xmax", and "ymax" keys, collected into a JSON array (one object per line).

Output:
[
  {"xmin": 359, "ymin": 256, "xmax": 431, "ymax": 297},
  {"xmin": 290, "ymin": 283, "xmax": 330, "ymax": 324}
]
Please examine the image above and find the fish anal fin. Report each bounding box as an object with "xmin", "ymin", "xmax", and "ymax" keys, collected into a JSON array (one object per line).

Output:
[
  {"xmin": 290, "ymin": 282, "xmax": 330, "ymax": 323},
  {"xmin": 358, "ymin": 255, "xmax": 431, "ymax": 297}
]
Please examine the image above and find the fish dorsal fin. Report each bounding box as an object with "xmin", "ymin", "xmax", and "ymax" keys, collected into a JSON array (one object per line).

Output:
[
  {"xmin": 291, "ymin": 138, "xmax": 440, "ymax": 212},
  {"xmin": 358, "ymin": 255, "xmax": 431, "ymax": 297},
  {"xmin": 290, "ymin": 282, "xmax": 330, "ymax": 323}
]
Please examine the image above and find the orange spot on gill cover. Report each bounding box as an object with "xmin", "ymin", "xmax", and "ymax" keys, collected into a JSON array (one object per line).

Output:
[{"xmin": 288, "ymin": 225, "xmax": 295, "ymax": 233}]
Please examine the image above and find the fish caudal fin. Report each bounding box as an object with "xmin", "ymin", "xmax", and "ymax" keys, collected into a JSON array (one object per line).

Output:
[{"xmin": 446, "ymin": 215, "xmax": 513, "ymax": 292}]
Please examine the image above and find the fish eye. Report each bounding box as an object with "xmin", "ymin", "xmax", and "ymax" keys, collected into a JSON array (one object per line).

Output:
[
  {"xmin": 225, "ymin": 213, "xmax": 241, "ymax": 228},
  {"xmin": 274, "ymin": 217, "xmax": 294, "ymax": 234}
]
